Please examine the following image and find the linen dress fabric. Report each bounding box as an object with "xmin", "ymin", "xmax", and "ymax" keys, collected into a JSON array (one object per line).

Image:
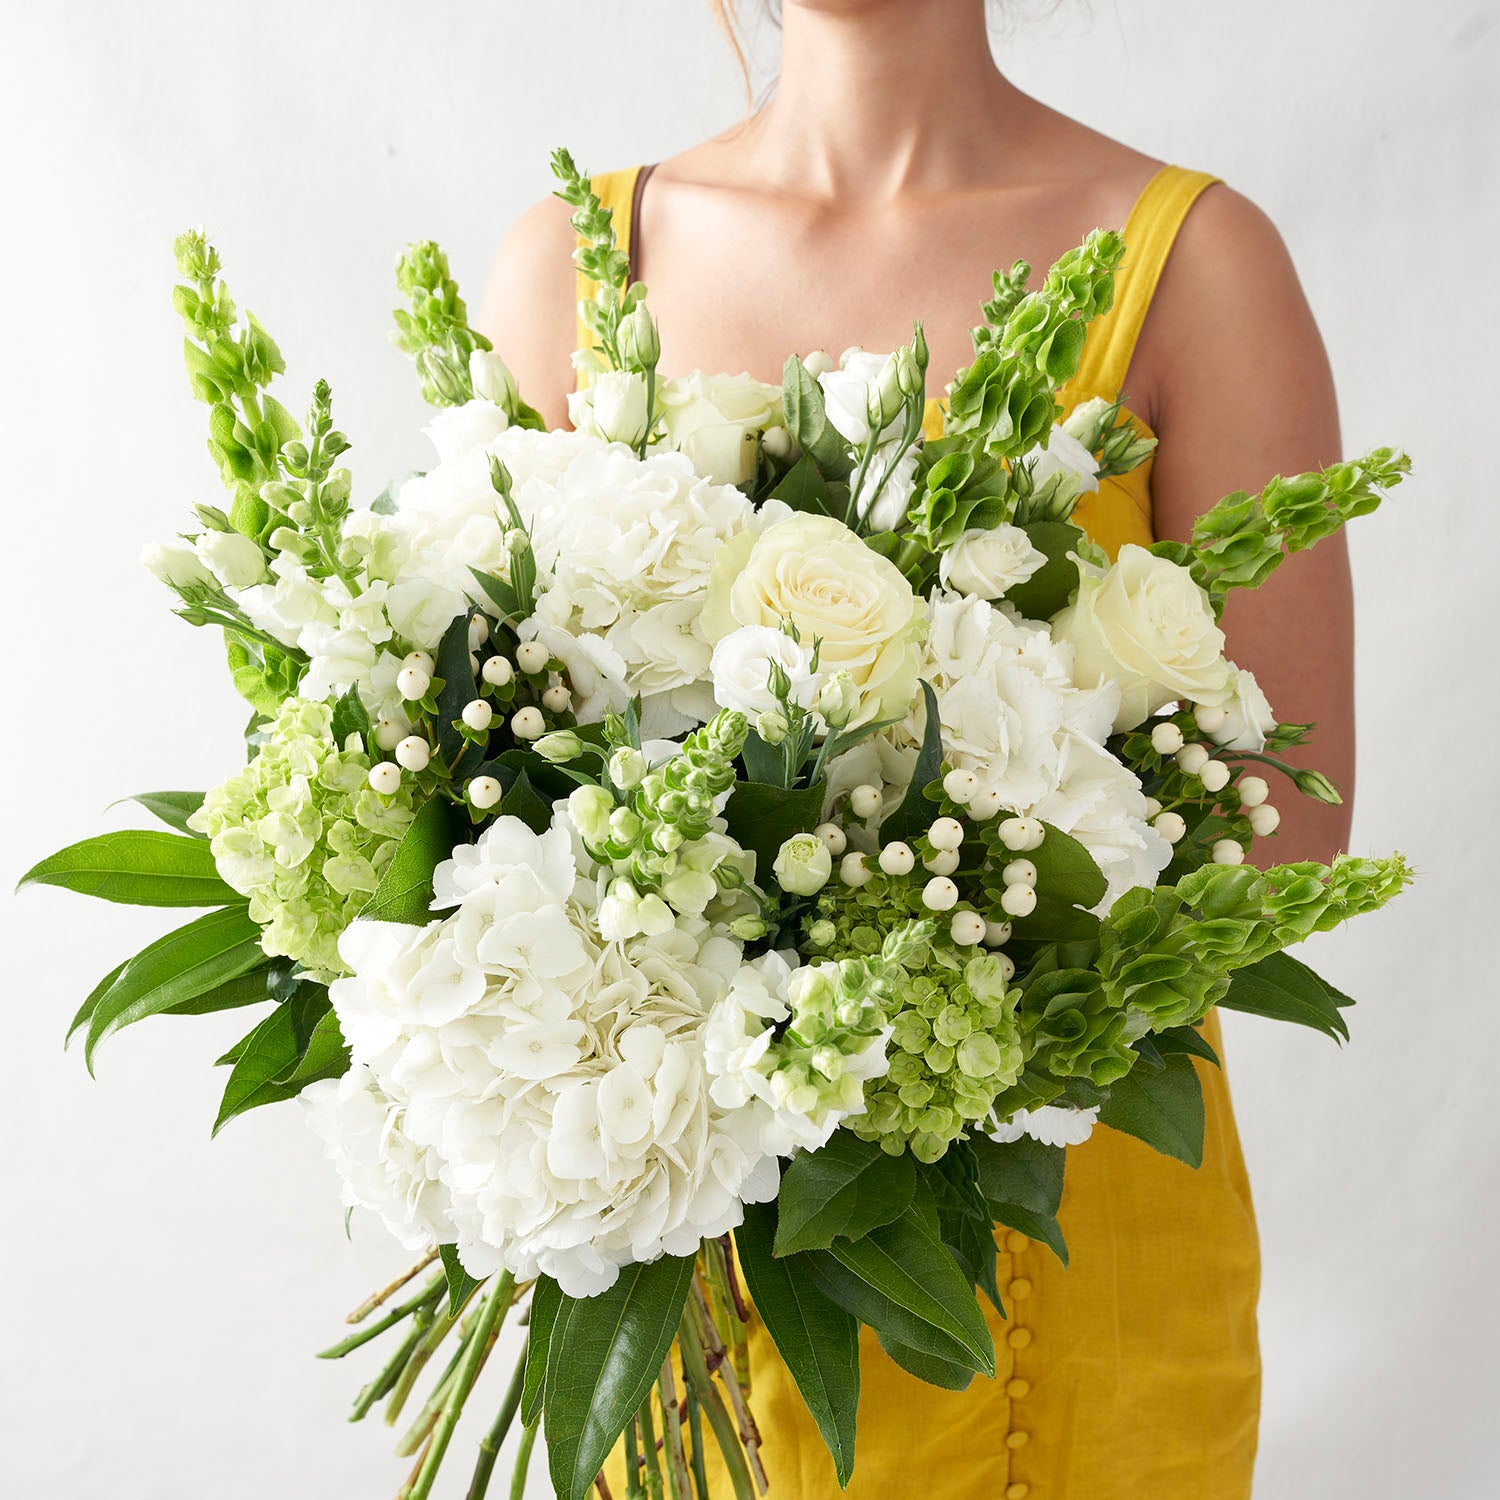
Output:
[{"xmin": 579, "ymin": 164, "xmax": 1260, "ymax": 1500}]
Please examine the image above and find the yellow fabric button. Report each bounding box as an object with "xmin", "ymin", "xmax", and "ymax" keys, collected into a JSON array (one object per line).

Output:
[
  {"xmin": 1005, "ymin": 1486, "xmax": 1030, "ymax": 1500},
  {"xmin": 1005, "ymin": 1231, "xmax": 1030, "ymax": 1254},
  {"xmin": 1008, "ymin": 1278, "xmax": 1033, "ymax": 1300},
  {"xmin": 1007, "ymin": 1327, "xmax": 1032, "ymax": 1349},
  {"xmin": 1006, "ymin": 1430, "xmax": 1030, "ymax": 1450},
  {"xmin": 1005, "ymin": 1378, "xmax": 1031, "ymax": 1399}
]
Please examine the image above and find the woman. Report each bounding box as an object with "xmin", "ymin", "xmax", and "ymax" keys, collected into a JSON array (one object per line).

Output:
[{"xmin": 480, "ymin": 3, "xmax": 1353, "ymax": 1496}]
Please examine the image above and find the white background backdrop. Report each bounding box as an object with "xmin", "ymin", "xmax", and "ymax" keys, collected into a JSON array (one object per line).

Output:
[{"xmin": 2, "ymin": 2, "xmax": 1496, "ymax": 1496}]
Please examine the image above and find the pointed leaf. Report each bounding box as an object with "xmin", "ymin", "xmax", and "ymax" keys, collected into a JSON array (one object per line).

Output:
[
  {"xmin": 723, "ymin": 779, "xmax": 828, "ymax": 877},
  {"xmin": 20, "ymin": 830, "xmax": 240, "ymax": 907},
  {"xmin": 121, "ymin": 791, "xmax": 207, "ymax": 836},
  {"xmin": 880, "ymin": 681, "xmax": 943, "ymax": 843},
  {"xmin": 522, "ymin": 1275, "xmax": 562, "ymax": 1425},
  {"xmin": 970, "ymin": 1135, "xmax": 1069, "ymax": 1266},
  {"xmin": 874, "ymin": 1326, "xmax": 976, "ymax": 1391},
  {"xmin": 1218, "ymin": 951, "xmax": 1351, "ymax": 1041},
  {"xmin": 1098, "ymin": 1051, "xmax": 1205, "ymax": 1167},
  {"xmin": 359, "ymin": 797, "xmax": 459, "ymax": 925},
  {"xmin": 773, "ymin": 1131, "xmax": 917, "ymax": 1255},
  {"xmin": 438, "ymin": 1244, "xmax": 483, "ymax": 1317},
  {"xmin": 212, "ymin": 993, "xmax": 347, "ymax": 1134}
]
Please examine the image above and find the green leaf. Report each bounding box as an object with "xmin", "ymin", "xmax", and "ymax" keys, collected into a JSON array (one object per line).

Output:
[
  {"xmin": 501, "ymin": 769, "xmax": 554, "ymax": 835},
  {"xmin": 781, "ymin": 355, "xmax": 855, "ymax": 479},
  {"xmin": 738, "ymin": 728, "xmax": 783, "ymax": 787},
  {"xmin": 121, "ymin": 791, "xmax": 206, "ymax": 836},
  {"xmin": 1152, "ymin": 1024, "xmax": 1221, "ymax": 1066},
  {"xmin": 969, "ymin": 1135, "xmax": 1069, "ymax": 1266},
  {"xmin": 1218, "ymin": 951, "xmax": 1351, "ymax": 1041},
  {"xmin": 925, "ymin": 1144, "xmax": 1002, "ymax": 1308},
  {"xmin": 438, "ymin": 1244, "xmax": 483, "ymax": 1317},
  {"xmin": 880, "ymin": 681, "xmax": 943, "ymax": 843},
  {"xmin": 65, "ymin": 959, "xmax": 128, "ymax": 1048},
  {"xmin": 874, "ymin": 1327, "xmax": 976, "ymax": 1391},
  {"xmin": 84, "ymin": 906, "xmax": 265, "ymax": 1070},
  {"xmin": 770, "ymin": 452, "xmax": 837, "ymax": 516},
  {"xmin": 737, "ymin": 1203, "xmax": 860, "ymax": 1484},
  {"xmin": 19, "ymin": 829, "xmax": 241, "ymax": 908},
  {"xmin": 433, "ymin": 609, "xmax": 478, "ymax": 760},
  {"xmin": 330, "ymin": 686, "xmax": 372, "ymax": 753},
  {"xmin": 359, "ymin": 797, "xmax": 459, "ymax": 925},
  {"xmin": 1000, "ymin": 521, "xmax": 1085, "ymax": 619},
  {"xmin": 723, "ymin": 779, "xmax": 828, "ymax": 878},
  {"xmin": 1001, "ymin": 821, "xmax": 1107, "ymax": 942},
  {"xmin": 212, "ymin": 991, "xmax": 347, "ymax": 1134},
  {"xmin": 522, "ymin": 1275, "xmax": 562, "ymax": 1425},
  {"xmin": 470, "ymin": 566, "xmax": 520, "ymax": 619},
  {"xmin": 774, "ymin": 1131, "xmax": 918, "ymax": 1255},
  {"xmin": 161, "ymin": 966, "xmax": 275, "ymax": 1018},
  {"xmin": 1098, "ymin": 1051, "xmax": 1205, "ymax": 1167},
  {"xmin": 544, "ymin": 1254, "xmax": 697, "ymax": 1500},
  {"xmin": 805, "ymin": 1197, "xmax": 994, "ymax": 1376}
]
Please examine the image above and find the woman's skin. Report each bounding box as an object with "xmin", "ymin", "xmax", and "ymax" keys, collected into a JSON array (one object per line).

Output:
[{"xmin": 480, "ymin": 0, "xmax": 1353, "ymax": 863}]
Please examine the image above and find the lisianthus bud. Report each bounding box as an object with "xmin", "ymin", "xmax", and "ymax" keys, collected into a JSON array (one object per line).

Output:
[
  {"xmin": 535, "ymin": 730, "xmax": 583, "ymax": 763},
  {"xmin": 774, "ymin": 833, "xmax": 834, "ymax": 895},
  {"xmin": 469, "ymin": 349, "xmax": 520, "ymax": 409},
  {"xmin": 1293, "ymin": 768, "xmax": 1343, "ymax": 805},
  {"xmin": 816, "ymin": 671, "xmax": 860, "ymax": 728},
  {"xmin": 756, "ymin": 708, "xmax": 790, "ymax": 745},
  {"xmin": 141, "ymin": 539, "xmax": 214, "ymax": 590},
  {"xmin": 618, "ymin": 304, "xmax": 661, "ymax": 368},
  {"xmin": 609, "ymin": 747, "xmax": 648, "ymax": 790}
]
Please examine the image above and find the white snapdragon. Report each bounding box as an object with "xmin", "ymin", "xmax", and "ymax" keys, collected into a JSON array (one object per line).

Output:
[{"xmin": 195, "ymin": 529, "xmax": 268, "ymax": 589}]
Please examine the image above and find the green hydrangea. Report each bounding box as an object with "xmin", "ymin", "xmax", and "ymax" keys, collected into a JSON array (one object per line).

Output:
[{"xmin": 189, "ymin": 698, "xmax": 416, "ymax": 980}]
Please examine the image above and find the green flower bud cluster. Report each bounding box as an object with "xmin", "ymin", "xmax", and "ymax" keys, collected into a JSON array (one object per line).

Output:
[
  {"xmin": 188, "ymin": 697, "xmax": 416, "ymax": 982},
  {"xmin": 633, "ymin": 711, "xmax": 749, "ymax": 846},
  {"xmin": 391, "ymin": 240, "xmax": 492, "ymax": 409}
]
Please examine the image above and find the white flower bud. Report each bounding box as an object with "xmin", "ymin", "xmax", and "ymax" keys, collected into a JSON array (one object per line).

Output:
[
  {"xmin": 1248, "ymin": 803, "xmax": 1281, "ymax": 837},
  {"xmin": 368, "ymin": 762, "xmax": 402, "ymax": 795},
  {"xmin": 942, "ymin": 769, "xmax": 977, "ymax": 804},
  {"xmin": 815, "ymin": 671, "xmax": 861, "ymax": 728},
  {"xmin": 922, "ymin": 876, "xmax": 958, "ymax": 911},
  {"xmin": 482, "ymin": 655, "xmax": 514, "ymax": 687},
  {"xmin": 774, "ymin": 833, "xmax": 834, "ymax": 896},
  {"xmin": 467, "ymin": 775, "xmax": 503, "ymax": 810},
  {"xmin": 1237, "ymin": 775, "xmax": 1270, "ymax": 808},
  {"xmin": 462, "ymin": 699, "xmax": 493, "ymax": 732},
  {"xmin": 1153, "ymin": 811, "xmax": 1187, "ymax": 844},
  {"xmin": 511, "ymin": 706, "xmax": 545, "ymax": 739},
  {"xmin": 814, "ymin": 822, "xmax": 848, "ymax": 856},
  {"xmin": 1212, "ymin": 839, "xmax": 1246, "ymax": 866},
  {"xmin": 928, "ymin": 816, "xmax": 965, "ymax": 852},
  {"xmin": 542, "ymin": 685, "xmax": 572, "ymax": 714},
  {"xmin": 467, "ymin": 615, "xmax": 489, "ymax": 648},
  {"xmin": 1199, "ymin": 759, "xmax": 1230, "ymax": 793},
  {"xmin": 396, "ymin": 666, "xmax": 431, "ymax": 701},
  {"xmin": 968, "ymin": 787, "xmax": 1003, "ymax": 820},
  {"xmin": 505, "ymin": 527, "xmax": 530, "ymax": 556},
  {"xmin": 878, "ymin": 842, "xmax": 915, "ymax": 876},
  {"xmin": 535, "ymin": 730, "xmax": 583, "ymax": 764},
  {"xmin": 984, "ymin": 920, "xmax": 1013, "ymax": 948},
  {"xmin": 568, "ymin": 785, "xmax": 614, "ymax": 843},
  {"xmin": 924, "ymin": 849, "xmax": 960, "ymax": 876},
  {"xmin": 950, "ymin": 911, "xmax": 986, "ymax": 946},
  {"xmin": 515, "ymin": 641, "xmax": 549, "ymax": 675},
  {"xmin": 1002, "ymin": 859, "xmax": 1038, "ymax": 888},
  {"xmin": 1000, "ymin": 883, "xmax": 1038, "ymax": 918},
  {"xmin": 757, "ymin": 708, "xmax": 790, "ymax": 745},
  {"xmin": 993, "ymin": 951, "xmax": 1017, "ymax": 982},
  {"xmin": 402, "ymin": 650, "xmax": 435, "ymax": 676},
  {"xmin": 803, "ymin": 348, "xmax": 837, "ymax": 379},
  {"xmin": 999, "ymin": 816, "xmax": 1044, "ymax": 852},
  {"xmin": 850, "ymin": 784, "xmax": 883, "ymax": 820},
  {"xmin": 1194, "ymin": 702, "xmax": 1229, "ymax": 734},
  {"xmin": 395, "ymin": 736, "xmax": 431, "ymax": 772},
  {"xmin": 1176, "ymin": 743, "xmax": 1211, "ymax": 776},
  {"xmin": 839, "ymin": 852, "xmax": 872, "ymax": 887},
  {"xmin": 373, "ymin": 717, "xmax": 407, "ymax": 752},
  {"xmin": 1151, "ymin": 721, "xmax": 1185, "ymax": 755},
  {"xmin": 609, "ymin": 747, "xmax": 648, "ymax": 790}
]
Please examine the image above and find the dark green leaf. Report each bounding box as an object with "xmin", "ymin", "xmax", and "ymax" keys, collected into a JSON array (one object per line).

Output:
[
  {"xmin": 330, "ymin": 685, "xmax": 372, "ymax": 753},
  {"xmin": 969, "ymin": 1135, "xmax": 1069, "ymax": 1266},
  {"xmin": 544, "ymin": 1254, "xmax": 697, "ymax": 1500},
  {"xmin": 880, "ymin": 681, "xmax": 943, "ymax": 843},
  {"xmin": 1152, "ymin": 1024, "xmax": 1221, "ymax": 1066},
  {"xmin": 161, "ymin": 965, "xmax": 275, "ymax": 1018},
  {"xmin": 874, "ymin": 1326, "xmax": 976, "ymax": 1391},
  {"xmin": 1098, "ymin": 1051, "xmax": 1205, "ymax": 1167},
  {"xmin": 723, "ymin": 779, "xmax": 827, "ymax": 878},
  {"xmin": 738, "ymin": 728, "xmax": 783, "ymax": 787},
  {"xmin": 212, "ymin": 991, "xmax": 347, "ymax": 1134},
  {"xmin": 470, "ymin": 567, "xmax": 520, "ymax": 619},
  {"xmin": 782, "ymin": 355, "xmax": 854, "ymax": 479},
  {"xmin": 774, "ymin": 1131, "xmax": 918, "ymax": 1255},
  {"xmin": 770, "ymin": 452, "xmax": 837, "ymax": 516},
  {"xmin": 1218, "ymin": 951, "xmax": 1351, "ymax": 1041},
  {"xmin": 20, "ymin": 829, "xmax": 241, "ymax": 908},
  {"xmin": 1000, "ymin": 521, "xmax": 1085, "ymax": 619},
  {"xmin": 523, "ymin": 1275, "xmax": 562, "ymax": 1425},
  {"xmin": 1001, "ymin": 821, "xmax": 1107, "ymax": 942},
  {"xmin": 433, "ymin": 609, "xmax": 478, "ymax": 759},
  {"xmin": 925, "ymin": 1144, "xmax": 1002, "ymax": 1308},
  {"xmin": 737, "ymin": 1203, "xmax": 860, "ymax": 1485},
  {"xmin": 121, "ymin": 791, "xmax": 206, "ymax": 837},
  {"xmin": 438, "ymin": 1244, "xmax": 483, "ymax": 1317},
  {"xmin": 501, "ymin": 769, "xmax": 554, "ymax": 835},
  {"xmin": 359, "ymin": 797, "xmax": 459, "ymax": 925}
]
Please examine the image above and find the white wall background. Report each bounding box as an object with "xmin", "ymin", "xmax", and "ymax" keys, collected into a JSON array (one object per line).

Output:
[{"xmin": 2, "ymin": 2, "xmax": 1495, "ymax": 1496}]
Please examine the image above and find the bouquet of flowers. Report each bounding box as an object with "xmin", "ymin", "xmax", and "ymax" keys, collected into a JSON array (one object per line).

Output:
[{"xmin": 22, "ymin": 148, "xmax": 1411, "ymax": 1500}]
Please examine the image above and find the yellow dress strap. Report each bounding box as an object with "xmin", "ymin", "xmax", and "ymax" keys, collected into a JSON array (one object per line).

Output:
[
  {"xmin": 1068, "ymin": 165, "xmax": 1221, "ymax": 401},
  {"xmin": 574, "ymin": 166, "xmax": 646, "ymax": 381}
]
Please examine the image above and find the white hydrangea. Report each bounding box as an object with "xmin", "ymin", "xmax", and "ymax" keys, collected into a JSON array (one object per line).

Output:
[{"xmin": 307, "ymin": 810, "xmax": 868, "ymax": 1298}]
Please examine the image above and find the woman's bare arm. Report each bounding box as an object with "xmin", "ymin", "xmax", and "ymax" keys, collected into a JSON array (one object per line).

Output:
[{"xmin": 1140, "ymin": 187, "xmax": 1354, "ymax": 864}]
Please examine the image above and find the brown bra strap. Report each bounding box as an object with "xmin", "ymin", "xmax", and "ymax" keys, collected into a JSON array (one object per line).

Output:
[{"xmin": 628, "ymin": 163, "xmax": 657, "ymax": 274}]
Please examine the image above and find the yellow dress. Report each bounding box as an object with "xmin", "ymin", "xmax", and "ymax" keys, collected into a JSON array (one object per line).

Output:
[{"xmin": 579, "ymin": 165, "xmax": 1260, "ymax": 1500}]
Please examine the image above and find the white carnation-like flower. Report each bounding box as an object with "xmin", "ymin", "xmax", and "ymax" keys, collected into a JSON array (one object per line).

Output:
[
  {"xmin": 989, "ymin": 1104, "xmax": 1099, "ymax": 1148},
  {"xmin": 709, "ymin": 625, "xmax": 819, "ymax": 717}
]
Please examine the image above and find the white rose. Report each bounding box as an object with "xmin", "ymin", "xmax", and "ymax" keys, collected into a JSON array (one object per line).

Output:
[
  {"xmin": 141, "ymin": 539, "xmax": 214, "ymax": 590},
  {"xmin": 704, "ymin": 513, "xmax": 926, "ymax": 726},
  {"xmin": 1026, "ymin": 424, "xmax": 1100, "ymax": 497},
  {"xmin": 773, "ymin": 833, "xmax": 833, "ymax": 896},
  {"xmin": 1212, "ymin": 666, "xmax": 1277, "ymax": 752},
  {"xmin": 709, "ymin": 625, "xmax": 818, "ymax": 716},
  {"xmin": 195, "ymin": 530, "xmax": 268, "ymax": 589},
  {"xmin": 818, "ymin": 348, "xmax": 904, "ymax": 446},
  {"xmin": 423, "ymin": 399, "xmax": 510, "ymax": 465},
  {"xmin": 568, "ymin": 370, "xmax": 651, "ymax": 446},
  {"xmin": 938, "ymin": 524, "xmax": 1048, "ymax": 601},
  {"xmin": 658, "ymin": 371, "xmax": 783, "ymax": 487},
  {"xmin": 1061, "ymin": 396, "xmax": 1114, "ymax": 445},
  {"xmin": 1052, "ymin": 544, "xmax": 1232, "ymax": 733}
]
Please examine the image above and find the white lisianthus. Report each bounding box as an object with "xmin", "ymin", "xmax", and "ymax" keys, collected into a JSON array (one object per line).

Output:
[
  {"xmin": 1025, "ymin": 424, "xmax": 1100, "ymax": 498},
  {"xmin": 710, "ymin": 625, "xmax": 818, "ymax": 717},
  {"xmin": 938, "ymin": 524, "xmax": 1048, "ymax": 601},
  {"xmin": 818, "ymin": 349, "xmax": 903, "ymax": 448},
  {"xmin": 989, "ymin": 1104, "xmax": 1099, "ymax": 1147},
  {"xmin": 1212, "ymin": 666, "xmax": 1278, "ymax": 752},
  {"xmin": 568, "ymin": 369, "xmax": 652, "ymax": 447},
  {"xmin": 704, "ymin": 513, "xmax": 925, "ymax": 727},
  {"xmin": 1052, "ymin": 544, "xmax": 1233, "ymax": 733},
  {"xmin": 658, "ymin": 371, "xmax": 784, "ymax": 487},
  {"xmin": 195, "ymin": 529, "xmax": 267, "ymax": 589},
  {"xmin": 469, "ymin": 349, "xmax": 521, "ymax": 410},
  {"xmin": 141, "ymin": 538, "xmax": 215, "ymax": 590},
  {"xmin": 1061, "ymin": 395, "xmax": 1114, "ymax": 445},
  {"xmin": 854, "ymin": 441, "xmax": 920, "ymax": 533},
  {"xmin": 383, "ymin": 576, "xmax": 466, "ymax": 648}
]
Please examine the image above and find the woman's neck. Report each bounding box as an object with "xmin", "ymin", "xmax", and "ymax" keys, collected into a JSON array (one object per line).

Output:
[{"xmin": 740, "ymin": 0, "xmax": 1026, "ymax": 197}]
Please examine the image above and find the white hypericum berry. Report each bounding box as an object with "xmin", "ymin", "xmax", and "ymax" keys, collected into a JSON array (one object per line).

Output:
[
  {"xmin": 968, "ymin": 787, "xmax": 1003, "ymax": 820},
  {"xmin": 467, "ymin": 616, "xmax": 489, "ymax": 649},
  {"xmin": 541, "ymin": 685, "xmax": 572, "ymax": 714},
  {"xmin": 1237, "ymin": 775, "xmax": 1270, "ymax": 808},
  {"xmin": 1143, "ymin": 796, "xmax": 1163, "ymax": 819},
  {"xmin": 1002, "ymin": 859, "xmax": 1038, "ymax": 888},
  {"xmin": 1153, "ymin": 811, "xmax": 1187, "ymax": 844},
  {"xmin": 462, "ymin": 700, "xmax": 493, "ymax": 732},
  {"xmin": 999, "ymin": 816, "xmax": 1044, "ymax": 852},
  {"xmin": 984, "ymin": 920, "xmax": 1013, "ymax": 948},
  {"xmin": 482, "ymin": 655, "xmax": 514, "ymax": 687},
  {"xmin": 1000, "ymin": 883, "xmax": 1037, "ymax": 918},
  {"xmin": 515, "ymin": 641, "xmax": 549, "ymax": 675},
  {"xmin": 395, "ymin": 736, "xmax": 431, "ymax": 773},
  {"xmin": 803, "ymin": 348, "xmax": 837, "ymax": 379},
  {"xmin": 942, "ymin": 769, "xmax": 977, "ymax": 804},
  {"xmin": 401, "ymin": 650, "xmax": 435, "ymax": 677},
  {"xmin": 1212, "ymin": 839, "xmax": 1246, "ymax": 866},
  {"xmin": 467, "ymin": 775, "xmax": 503, "ymax": 810},
  {"xmin": 368, "ymin": 762, "xmax": 402, "ymax": 795},
  {"xmin": 1248, "ymin": 803, "xmax": 1281, "ymax": 837},
  {"xmin": 373, "ymin": 717, "xmax": 406, "ymax": 752},
  {"xmin": 849, "ymin": 784, "xmax": 883, "ymax": 820},
  {"xmin": 468, "ymin": 652, "xmax": 480, "ymax": 676},
  {"xmin": 839, "ymin": 852, "xmax": 872, "ymax": 887},
  {"xmin": 878, "ymin": 842, "xmax": 915, "ymax": 876},
  {"xmin": 814, "ymin": 823, "xmax": 848, "ymax": 856},
  {"xmin": 950, "ymin": 911, "xmax": 986, "ymax": 946},
  {"xmin": 993, "ymin": 952, "xmax": 1017, "ymax": 982},
  {"xmin": 1151, "ymin": 721, "xmax": 1185, "ymax": 755},
  {"xmin": 928, "ymin": 816, "xmax": 965, "ymax": 852},
  {"xmin": 1176, "ymin": 743, "xmax": 1211, "ymax": 776},
  {"xmin": 761, "ymin": 425, "xmax": 794, "ymax": 461},
  {"xmin": 1193, "ymin": 702, "xmax": 1229, "ymax": 734},
  {"xmin": 924, "ymin": 849, "xmax": 960, "ymax": 877},
  {"xmin": 396, "ymin": 666, "xmax": 431, "ymax": 702},
  {"xmin": 922, "ymin": 876, "xmax": 959, "ymax": 912},
  {"xmin": 511, "ymin": 706, "xmax": 545, "ymax": 739},
  {"xmin": 1199, "ymin": 759, "xmax": 1230, "ymax": 793}
]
